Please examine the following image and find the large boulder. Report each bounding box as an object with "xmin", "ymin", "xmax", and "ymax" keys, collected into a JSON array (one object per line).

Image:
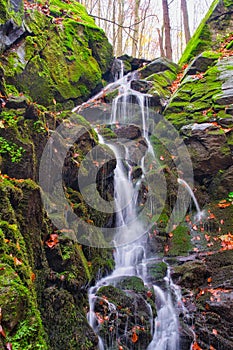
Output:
[
  {"xmin": 95, "ymin": 278, "xmax": 155, "ymax": 350},
  {"xmin": 181, "ymin": 122, "xmax": 232, "ymax": 182},
  {"xmin": 0, "ymin": 0, "xmax": 113, "ymax": 108}
]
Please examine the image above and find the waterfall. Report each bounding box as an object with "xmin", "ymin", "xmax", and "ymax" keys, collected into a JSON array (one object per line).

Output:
[
  {"xmin": 86, "ymin": 71, "xmax": 183, "ymax": 350},
  {"xmin": 177, "ymin": 178, "xmax": 205, "ymax": 221}
]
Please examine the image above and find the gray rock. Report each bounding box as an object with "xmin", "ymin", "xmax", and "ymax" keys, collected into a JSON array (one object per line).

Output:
[
  {"xmin": 0, "ymin": 19, "xmax": 26, "ymax": 52},
  {"xmin": 115, "ymin": 124, "xmax": 142, "ymax": 140},
  {"xmin": 10, "ymin": 0, "xmax": 23, "ymax": 12},
  {"xmin": 5, "ymin": 95, "xmax": 28, "ymax": 109},
  {"xmin": 130, "ymin": 79, "xmax": 153, "ymax": 93},
  {"xmin": 213, "ymin": 88, "xmax": 233, "ymax": 105},
  {"xmin": 139, "ymin": 57, "xmax": 179, "ymax": 79},
  {"xmin": 185, "ymin": 53, "xmax": 218, "ymax": 75},
  {"xmin": 183, "ymin": 123, "xmax": 232, "ymax": 180}
]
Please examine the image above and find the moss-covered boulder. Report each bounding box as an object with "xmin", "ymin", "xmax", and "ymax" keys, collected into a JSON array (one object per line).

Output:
[
  {"xmin": 0, "ymin": 0, "xmax": 113, "ymax": 108},
  {"xmin": 94, "ymin": 279, "xmax": 155, "ymax": 350}
]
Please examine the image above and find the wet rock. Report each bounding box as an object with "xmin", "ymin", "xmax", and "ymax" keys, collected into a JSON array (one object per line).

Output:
[
  {"xmin": 42, "ymin": 286, "xmax": 98, "ymax": 350},
  {"xmin": 10, "ymin": 0, "xmax": 23, "ymax": 12},
  {"xmin": 110, "ymin": 58, "xmax": 124, "ymax": 81},
  {"xmin": 139, "ymin": 57, "xmax": 179, "ymax": 79},
  {"xmin": 208, "ymin": 165, "xmax": 233, "ymax": 198},
  {"xmin": 130, "ymin": 79, "xmax": 153, "ymax": 93},
  {"xmin": 225, "ymin": 104, "xmax": 233, "ymax": 116},
  {"xmin": 95, "ymin": 281, "xmax": 155, "ymax": 350},
  {"xmin": 181, "ymin": 123, "xmax": 233, "ymax": 181},
  {"xmin": 114, "ymin": 124, "xmax": 141, "ymax": 140},
  {"xmin": 173, "ymin": 250, "xmax": 233, "ymax": 350},
  {"xmin": 0, "ymin": 19, "xmax": 26, "ymax": 52},
  {"xmin": 5, "ymin": 95, "xmax": 28, "ymax": 109},
  {"xmin": 126, "ymin": 137, "xmax": 148, "ymax": 165},
  {"xmin": 146, "ymin": 260, "xmax": 167, "ymax": 285},
  {"xmin": 24, "ymin": 103, "xmax": 39, "ymax": 120},
  {"xmin": 213, "ymin": 88, "xmax": 233, "ymax": 105},
  {"xmin": 171, "ymin": 260, "xmax": 210, "ymax": 289},
  {"xmin": 184, "ymin": 53, "xmax": 219, "ymax": 75},
  {"xmin": 217, "ymin": 116, "xmax": 233, "ymax": 127},
  {"xmin": 117, "ymin": 54, "xmax": 150, "ymax": 72},
  {"xmin": 131, "ymin": 166, "xmax": 142, "ymax": 181}
]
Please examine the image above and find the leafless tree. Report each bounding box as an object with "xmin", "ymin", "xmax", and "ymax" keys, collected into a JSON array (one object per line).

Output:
[
  {"xmin": 181, "ymin": 0, "xmax": 190, "ymax": 44},
  {"xmin": 162, "ymin": 0, "xmax": 172, "ymax": 59}
]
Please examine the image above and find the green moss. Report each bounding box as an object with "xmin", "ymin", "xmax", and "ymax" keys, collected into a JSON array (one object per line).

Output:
[
  {"xmin": 116, "ymin": 276, "xmax": 146, "ymax": 293},
  {"xmin": 146, "ymin": 73, "xmax": 170, "ymax": 87},
  {"xmin": 179, "ymin": 0, "xmax": 219, "ymax": 65},
  {"xmin": 168, "ymin": 225, "xmax": 192, "ymax": 256},
  {"xmin": 164, "ymin": 57, "xmax": 224, "ymax": 128},
  {"xmin": 104, "ymin": 89, "xmax": 119, "ymax": 102},
  {"xmin": 48, "ymin": 0, "xmax": 98, "ymax": 28},
  {"xmin": 1, "ymin": 0, "xmax": 113, "ymax": 107},
  {"xmin": 147, "ymin": 261, "xmax": 167, "ymax": 281},
  {"xmin": 220, "ymin": 144, "xmax": 231, "ymax": 155},
  {"xmin": 75, "ymin": 243, "xmax": 91, "ymax": 281},
  {"xmin": 97, "ymin": 285, "xmax": 132, "ymax": 307},
  {"xmin": 0, "ymin": 238, "xmax": 47, "ymax": 349},
  {"xmin": 184, "ymin": 101, "xmax": 209, "ymax": 112},
  {"xmin": 223, "ymin": 0, "xmax": 233, "ymax": 6},
  {"xmin": 0, "ymin": 0, "xmax": 23, "ymax": 26},
  {"xmin": 226, "ymin": 131, "xmax": 233, "ymax": 145},
  {"xmin": 0, "ymin": 137, "xmax": 25, "ymax": 163},
  {"xmin": 98, "ymin": 127, "xmax": 117, "ymax": 139},
  {"xmin": 202, "ymin": 51, "xmax": 222, "ymax": 60}
]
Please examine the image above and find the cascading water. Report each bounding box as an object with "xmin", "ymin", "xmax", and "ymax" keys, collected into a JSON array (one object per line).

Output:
[
  {"xmin": 177, "ymin": 178, "xmax": 205, "ymax": 222},
  {"xmin": 87, "ymin": 66, "xmax": 182, "ymax": 349}
]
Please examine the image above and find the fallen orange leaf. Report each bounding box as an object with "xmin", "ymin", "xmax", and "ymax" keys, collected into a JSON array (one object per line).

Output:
[
  {"xmin": 192, "ymin": 341, "xmax": 202, "ymax": 350},
  {"xmin": 132, "ymin": 332, "xmax": 138, "ymax": 343},
  {"xmin": 45, "ymin": 233, "xmax": 59, "ymax": 248},
  {"xmin": 217, "ymin": 200, "xmax": 231, "ymax": 208}
]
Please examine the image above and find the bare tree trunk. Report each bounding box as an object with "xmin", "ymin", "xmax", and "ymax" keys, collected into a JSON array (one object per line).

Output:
[
  {"xmin": 116, "ymin": 0, "xmax": 124, "ymax": 57},
  {"xmin": 138, "ymin": 0, "xmax": 150, "ymax": 58},
  {"xmin": 132, "ymin": 0, "xmax": 140, "ymax": 57},
  {"xmin": 112, "ymin": 0, "xmax": 116, "ymax": 45},
  {"xmin": 97, "ymin": 0, "xmax": 101, "ymax": 26},
  {"xmin": 162, "ymin": 0, "xmax": 172, "ymax": 60},
  {"xmin": 157, "ymin": 27, "xmax": 165, "ymax": 57},
  {"xmin": 181, "ymin": 0, "xmax": 191, "ymax": 44}
]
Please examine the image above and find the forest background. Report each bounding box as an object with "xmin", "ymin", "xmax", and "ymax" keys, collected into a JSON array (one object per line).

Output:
[{"xmin": 79, "ymin": 0, "xmax": 213, "ymax": 62}]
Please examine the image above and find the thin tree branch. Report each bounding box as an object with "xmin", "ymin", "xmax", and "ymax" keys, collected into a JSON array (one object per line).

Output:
[
  {"xmin": 168, "ymin": 0, "xmax": 175, "ymax": 6},
  {"xmin": 90, "ymin": 0, "xmax": 99, "ymax": 14},
  {"xmin": 89, "ymin": 13, "xmax": 159, "ymax": 30}
]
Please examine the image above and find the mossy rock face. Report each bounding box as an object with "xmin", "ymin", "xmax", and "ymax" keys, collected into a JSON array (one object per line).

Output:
[
  {"xmin": 179, "ymin": 0, "xmax": 233, "ymax": 65},
  {"xmin": 172, "ymin": 260, "xmax": 209, "ymax": 288},
  {"xmin": 95, "ymin": 282, "xmax": 155, "ymax": 349},
  {"xmin": 0, "ymin": 0, "xmax": 113, "ymax": 107},
  {"xmin": 181, "ymin": 123, "xmax": 232, "ymax": 182},
  {"xmin": 0, "ymin": 218, "xmax": 48, "ymax": 349},
  {"xmin": 164, "ymin": 54, "xmax": 233, "ymax": 129},
  {"xmin": 167, "ymin": 225, "xmax": 192, "ymax": 256},
  {"xmin": 146, "ymin": 261, "xmax": 167, "ymax": 284},
  {"xmin": 41, "ymin": 286, "xmax": 98, "ymax": 350},
  {"xmin": 0, "ymin": 102, "xmax": 115, "ymax": 348}
]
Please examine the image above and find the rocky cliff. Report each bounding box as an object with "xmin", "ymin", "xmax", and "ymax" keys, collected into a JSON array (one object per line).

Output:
[
  {"xmin": 0, "ymin": 0, "xmax": 114, "ymax": 349},
  {"xmin": 0, "ymin": 0, "xmax": 233, "ymax": 349}
]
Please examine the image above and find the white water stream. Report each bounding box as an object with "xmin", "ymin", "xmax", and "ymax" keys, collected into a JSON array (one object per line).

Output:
[{"xmin": 86, "ymin": 66, "xmax": 184, "ymax": 350}]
